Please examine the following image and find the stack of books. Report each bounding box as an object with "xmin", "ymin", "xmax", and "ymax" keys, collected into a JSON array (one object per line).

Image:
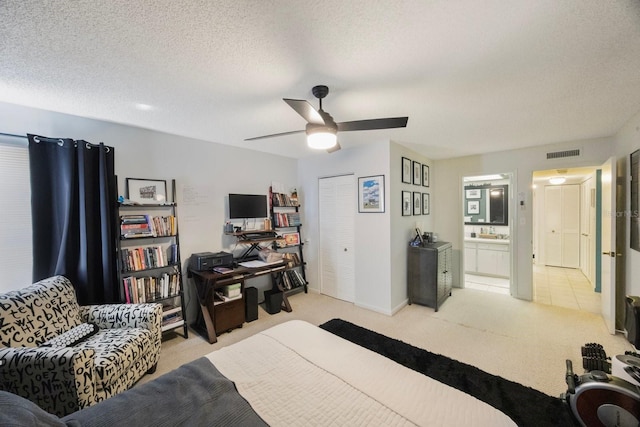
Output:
[
  {"xmin": 120, "ymin": 214, "xmax": 176, "ymax": 238},
  {"xmin": 120, "ymin": 215, "xmax": 153, "ymax": 238},
  {"xmin": 214, "ymin": 283, "xmax": 242, "ymax": 303}
]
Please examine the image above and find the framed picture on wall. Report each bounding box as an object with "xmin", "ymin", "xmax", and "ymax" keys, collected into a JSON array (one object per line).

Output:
[
  {"xmin": 422, "ymin": 193, "xmax": 430, "ymax": 215},
  {"xmin": 358, "ymin": 175, "xmax": 385, "ymax": 213},
  {"xmin": 422, "ymin": 164, "xmax": 429, "ymax": 187},
  {"xmin": 402, "ymin": 191, "xmax": 412, "ymax": 216},
  {"xmin": 413, "ymin": 161, "xmax": 421, "ymax": 185},
  {"xmin": 402, "ymin": 157, "xmax": 412, "ymax": 184},
  {"xmin": 466, "ymin": 188, "xmax": 481, "ymax": 199},
  {"xmin": 126, "ymin": 178, "xmax": 167, "ymax": 204},
  {"xmin": 467, "ymin": 200, "xmax": 480, "ymax": 214},
  {"xmin": 413, "ymin": 191, "xmax": 421, "ymax": 215}
]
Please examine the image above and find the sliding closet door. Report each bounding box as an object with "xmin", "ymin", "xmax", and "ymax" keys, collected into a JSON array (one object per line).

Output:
[{"xmin": 318, "ymin": 175, "xmax": 355, "ymax": 302}]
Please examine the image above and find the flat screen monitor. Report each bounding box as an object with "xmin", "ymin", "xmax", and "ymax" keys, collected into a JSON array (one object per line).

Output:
[{"xmin": 228, "ymin": 193, "xmax": 268, "ymax": 219}]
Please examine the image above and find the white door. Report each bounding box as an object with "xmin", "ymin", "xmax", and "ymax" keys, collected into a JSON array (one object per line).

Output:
[
  {"xmin": 600, "ymin": 158, "xmax": 616, "ymax": 334},
  {"xmin": 544, "ymin": 184, "xmax": 580, "ymax": 267},
  {"xmin": 319, "ymin": 175, "xmax": 355, "ymax": 302},
  {"xmin": 561, "ymin": 185, "xmax": 580, "ymax": 268},
  {"xmin": 544, "ymin": 186, "xmax": 563, "ymax": 266}
]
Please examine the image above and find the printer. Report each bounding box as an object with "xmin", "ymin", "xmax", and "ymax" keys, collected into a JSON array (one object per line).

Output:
[{"xmin": 189, "ymin": 251, "xmax": 234, "ymax": 271}]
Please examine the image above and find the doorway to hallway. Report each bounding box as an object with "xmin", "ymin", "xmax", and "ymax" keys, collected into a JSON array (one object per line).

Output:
[{"xmin": 533, "ymin": 265, "xmax": 601, "ymax": 313}]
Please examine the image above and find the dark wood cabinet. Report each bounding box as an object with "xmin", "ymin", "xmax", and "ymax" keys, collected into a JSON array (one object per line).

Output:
[{"xmin": 407, "ymin": 242, "xmax": 453, "ymax": 311}]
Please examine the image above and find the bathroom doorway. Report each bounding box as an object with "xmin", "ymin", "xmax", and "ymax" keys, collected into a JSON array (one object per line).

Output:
[{"xmin": 461, "ymin": 173, "xmax": 513, "ymax": 296}]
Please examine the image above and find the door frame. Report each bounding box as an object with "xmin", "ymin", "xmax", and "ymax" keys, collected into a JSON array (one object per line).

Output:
[{"xmin": 460, "ymin": 172, "xmax": 514, "ymax": 296}]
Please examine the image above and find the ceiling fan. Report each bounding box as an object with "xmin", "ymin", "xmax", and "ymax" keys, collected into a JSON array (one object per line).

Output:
[{"xmin": 245, "ymin": 85, "xmax": 409, "ymax": 153}]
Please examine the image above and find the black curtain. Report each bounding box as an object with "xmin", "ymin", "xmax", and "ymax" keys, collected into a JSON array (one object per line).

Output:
[{"xmin": 28, "ymin": 134, "xmax": 118, "ymax": 305}]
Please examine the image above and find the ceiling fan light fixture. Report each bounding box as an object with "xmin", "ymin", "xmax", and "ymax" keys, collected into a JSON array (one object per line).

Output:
[{"xmin": 307, "ymin": 127, "xmax": 337, "ymax": 149}]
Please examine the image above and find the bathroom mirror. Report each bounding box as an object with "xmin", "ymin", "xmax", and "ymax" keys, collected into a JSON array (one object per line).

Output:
[{"xmin": 464, "ymin": 184, "xmax": 508, "ymax": 225}]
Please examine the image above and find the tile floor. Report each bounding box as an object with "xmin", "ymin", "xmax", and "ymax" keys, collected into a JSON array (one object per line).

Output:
[{"xmin": 464, "ymin": 264, "xmax": 601, "ymax": 314}]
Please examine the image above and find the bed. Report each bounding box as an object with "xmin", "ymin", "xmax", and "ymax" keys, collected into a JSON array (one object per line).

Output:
[
  {"xmin": 2, "ymin": 320, "xmax": 522, "ymax": 426},
  {"xmin": 206, "ymin": 319, "xmax": 517, "ymax": 426}
]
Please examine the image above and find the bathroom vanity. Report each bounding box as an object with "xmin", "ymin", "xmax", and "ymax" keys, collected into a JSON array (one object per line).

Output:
[{"xmin": 464, "ymin": 238, "xmax": 510, "ymax": 278}]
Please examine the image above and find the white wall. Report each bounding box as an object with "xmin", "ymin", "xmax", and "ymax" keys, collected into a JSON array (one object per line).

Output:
[
  {"xmin": 298, "ymin": 141, "xmax": 394, "ymax": 314},
  {"xmin": 390, "ymin": 142, "xmax": 434, "ymax": 309},
  {"xmin": 0, "ymin": 102, "xmax": 298, "ymax": 319},
  {"xmin": 433, "ymin": 137, "xmax": 614, "ymax": 301},
  {"xmin": 298, "ymin": 140, "xmax": 434, "ymax": 315}
]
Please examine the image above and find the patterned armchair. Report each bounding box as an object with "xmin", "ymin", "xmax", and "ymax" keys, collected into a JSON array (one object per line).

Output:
[{"xmin": 0, "ymin": 275, "xmax": 162, "ymax": 416}]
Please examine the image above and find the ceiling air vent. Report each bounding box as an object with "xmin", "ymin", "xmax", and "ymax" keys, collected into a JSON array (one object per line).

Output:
[{"xmin": 546, "ymin": 149, "xmax": 581, "ymax": 160}]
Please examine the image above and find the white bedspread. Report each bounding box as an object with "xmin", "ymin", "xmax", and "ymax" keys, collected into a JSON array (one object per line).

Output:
[{"xmin": 206, "ymin": 320, "xmax": 516, "ymax": 426}]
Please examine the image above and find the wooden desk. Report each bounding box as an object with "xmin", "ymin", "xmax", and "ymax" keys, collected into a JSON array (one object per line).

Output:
[{"xmin": 190, "ymin": 262, "xmax": 291, "ymax": 343}]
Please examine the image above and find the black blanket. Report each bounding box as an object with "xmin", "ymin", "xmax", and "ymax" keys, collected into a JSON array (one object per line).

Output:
[{"xmin": 320, "ymin": 318, "xmax": 578, "ymax": 427}]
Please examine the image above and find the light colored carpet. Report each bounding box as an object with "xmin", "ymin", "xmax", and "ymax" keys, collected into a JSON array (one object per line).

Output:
[{"xmin": 140, "ymin": 288, "xmax": 633, "ymax": 397}]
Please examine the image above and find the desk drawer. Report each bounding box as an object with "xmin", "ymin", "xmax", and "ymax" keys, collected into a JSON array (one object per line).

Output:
[{"xmin": 214, "ymin": 298, "xmax": 245, "ymax": 334}]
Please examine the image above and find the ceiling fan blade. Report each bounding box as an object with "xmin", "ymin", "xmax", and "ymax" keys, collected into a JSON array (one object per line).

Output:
[
  {"xmin": 327, "ymin": 141, "xmax": 341, "ymax": 153},
  {"xmin": 283, "ymin": 99, "xmax": 325, "ymax": 125},
  {"xmin": 244, "ymin": 129, "xmax": 305, "ymax": 141},
  {"xmin": 337, "ymin": 117, "xmax": 408, "ymax": 132}
]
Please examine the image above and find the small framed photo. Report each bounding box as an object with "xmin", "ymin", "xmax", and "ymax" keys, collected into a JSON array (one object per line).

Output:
[
  {"xmin": 402, "ymin": 157, "xmax": 412, "ymax": 184},
  {"xmin": 466, "ymin": 188, "xmax": 481, "ymax": 199},
  {"xmin": 413, "ymin": 161, "xmax": 421, "ymax": 185},
  {"xmin": 282, "ymin": 232, "xmax": 300, "ymax": 246},
  {"xmin": 467, "ymin": 200, "xmax": 480, "ymax": 214},
  {"xmin": 413, "ymin": 192, "xmax": 422, "ymax": 215},
  {"xmin": 422, "ymin": 193, "xmax": 430, "ymax": 215},
  {"xmin": 402, "ymin": 191, "xmax": 412, "ymax": 216},
  {"xmin": 358, "ymin": 175, "xmax": 385, "ymax": 213},
  {"xmin": 126, "ymin": 178, "xmax": 167, "ymax": 204},
  {"xmin": 422, "ymin": 164, "xmax": 429, "ymax": 187}
]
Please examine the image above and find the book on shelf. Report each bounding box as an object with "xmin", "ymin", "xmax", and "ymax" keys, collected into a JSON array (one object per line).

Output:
[
  {"xmin": 120, "ymin": 214, "xmax": 176, "ymax": 238},
  {"xmin": 280, "ymin": 269, "xmax": 305, "ymax": 290},
  {"xmin": 122, "ymin": 272, "xmax": 180, "ymax": 303},
  {"xmin": 271, "ymin": 192, "xmax": 299, "ymax": 207},
  {"xmin": 281, "ymin": 252, "xmax": 301, "ymax": 267},
  {"xmin": 167, "ymin": 243, "xmax": 178, "ymax": 265},
  {"xmin": 120, "ymin": 246, "xmax": 169, "ymax": 272},
  {"xmin": 272, "ymin": 212, "xmax": 301, "ymax": 228},
  {"xmin": 162, "ymin": 311, "xmax": 183, "ymax": 325}
]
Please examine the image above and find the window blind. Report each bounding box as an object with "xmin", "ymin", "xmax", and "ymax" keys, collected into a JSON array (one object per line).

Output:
[{"xmin": 0, "ymin": 137, "xmax": 32, "ymax": 291}]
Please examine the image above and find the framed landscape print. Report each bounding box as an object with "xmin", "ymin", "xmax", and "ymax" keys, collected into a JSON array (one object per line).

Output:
[
  {"xmin": 422, "ymin": 164, "xmax": 429, "ymax": 187},
  {"xmin": 402, "ymin": 157, "xmax": 412, "ymax": 184},
  {"xmin": 402, "ymin": 191, "xmax": 411, "ymax": 216},
  {"xmin": 358, "ymin": 175, "xmax": 385, "ymax": 213},
  {"xmin": 422, "ymin": 193, "xmax": 430, "ymax": 215},
  {"xmin": 413, "ymin": 191, "xmax": 421, "ymax": 215},
  {"xmin": 413, "ymin": 161, "xmax": 421, "ymax": 185}
]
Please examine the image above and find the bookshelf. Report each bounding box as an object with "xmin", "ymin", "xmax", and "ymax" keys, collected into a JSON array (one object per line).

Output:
[
  {"xmin": 117, "ymin": 179, "xmax": 188, "ymax": 338},
  {"xmin": 270, "ymin": 187, "xmax": 307, "ymax": 294}
]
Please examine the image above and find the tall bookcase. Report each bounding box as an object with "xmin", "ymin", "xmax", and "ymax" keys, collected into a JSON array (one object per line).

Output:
[
  {"xmin": 270, "ymin": 188, "xmax": 307, "ymax": 294},
  {"xmin": 117, "ymin": 179, "xmax": 188, "ymax": 338}
]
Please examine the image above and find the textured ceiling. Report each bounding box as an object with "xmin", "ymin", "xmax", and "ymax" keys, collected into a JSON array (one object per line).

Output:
[{"xmin": 2, "ymin": 1, "xmax": 640, "ymax": 159}]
